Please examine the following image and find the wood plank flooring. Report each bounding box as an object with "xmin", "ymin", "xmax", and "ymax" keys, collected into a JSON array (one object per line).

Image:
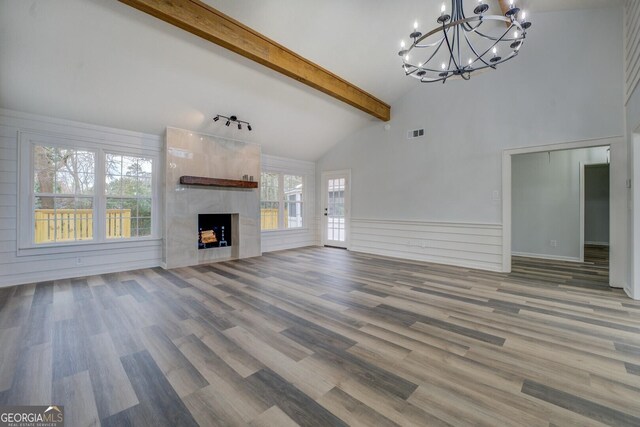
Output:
[
  {"xmin": 512, "ymin": 244, "xmax": 610, "ymax": 291},
  {"xmin": 0, "ymin": 247, "xmax": 639, "ymax": 426}
]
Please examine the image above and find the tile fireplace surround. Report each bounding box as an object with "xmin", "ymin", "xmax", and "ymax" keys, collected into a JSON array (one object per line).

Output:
[{"xmin": 164, "ymin": 127, "xmax": 261, "ymax": 269}]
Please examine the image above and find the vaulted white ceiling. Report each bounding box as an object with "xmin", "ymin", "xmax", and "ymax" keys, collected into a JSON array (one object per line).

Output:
[{"xmin": 0, "ymin": 0, "xmax": 622, "ymax": 161}]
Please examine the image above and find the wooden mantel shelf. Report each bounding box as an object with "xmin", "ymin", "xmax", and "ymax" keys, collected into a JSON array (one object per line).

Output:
[{"xmin": 179, "ymin": 176, "xmax": 258, "ymax": 189}]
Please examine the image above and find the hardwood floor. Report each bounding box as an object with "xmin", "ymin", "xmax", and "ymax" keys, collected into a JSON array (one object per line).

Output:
[
  {"xmin": 511, "ymin": 244, "xmax": 610, "ymax": 291},
  {"xmin": 0, "ymin": 247, "xmax": 639, "ymax": 426}
]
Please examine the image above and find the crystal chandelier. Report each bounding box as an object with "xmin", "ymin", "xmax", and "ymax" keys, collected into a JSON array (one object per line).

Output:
[{"xmin": 398, "ymin": 0, "xmax": 531, "ymax": 83}]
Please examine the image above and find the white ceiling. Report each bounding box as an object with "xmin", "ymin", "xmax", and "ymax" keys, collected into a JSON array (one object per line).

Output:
[{"xmin": 0, "ymin": 0, "xmax": 623, "ymax": 161}]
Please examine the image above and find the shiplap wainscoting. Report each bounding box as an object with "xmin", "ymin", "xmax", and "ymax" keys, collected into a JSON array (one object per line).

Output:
[
  {"xmin": 261, "ymin": 154, "xmax": 319, "ymax": 252},
  {"xmin": 349, "ymin": 218, "xmax": 503, "ymax": 272},
  {"xmin": 626, "ymin": 0, "xmax": 640, "ymax": 102},
  {"xmin": 0, "ymin": 109, "xmax": 163, "ymax": 287}
]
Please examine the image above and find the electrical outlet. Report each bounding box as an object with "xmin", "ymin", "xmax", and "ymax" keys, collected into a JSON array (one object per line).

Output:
[
  {"xmin": 76, "ymin": 257, "xmax": 83, "ymax": 265},
  {"xmin": 492, "ymin": 190, "xmax": 500, "ymax": 201},
  {"xmin": 550, "ymin": 240, "xmax": 558, "ymax": 247}
]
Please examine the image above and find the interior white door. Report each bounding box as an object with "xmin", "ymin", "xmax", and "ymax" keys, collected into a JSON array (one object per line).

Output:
[{"xmin": 322, "ymin": 171, "xmax": 350, "ymax": 248}]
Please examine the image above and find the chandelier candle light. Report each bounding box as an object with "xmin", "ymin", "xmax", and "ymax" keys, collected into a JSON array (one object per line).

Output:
[{"xmin": 398, "ymin": 0, "xmax": 531, "ymax": 83}]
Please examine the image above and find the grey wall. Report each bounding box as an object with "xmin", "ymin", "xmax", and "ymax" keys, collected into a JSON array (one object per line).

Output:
[
  {"xmin": 511, "ymin": 147, "xmax": 608, "ymax": 260},
  {"xmin": 585, "ymin": 164, "xmax": 610, "ymax": 245},
  {"xmin": 317, "ymin": 7, "xmax": 624, "ymax": 225}
]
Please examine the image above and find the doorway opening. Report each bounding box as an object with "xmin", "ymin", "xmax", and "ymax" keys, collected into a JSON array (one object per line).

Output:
[
  {"xmin": 583, "ymin": 163, "xmax": 610, "ymax": 269},
  {"xmin": 507, "ymin": 144, "xmax": 612, "ymax": 290}
]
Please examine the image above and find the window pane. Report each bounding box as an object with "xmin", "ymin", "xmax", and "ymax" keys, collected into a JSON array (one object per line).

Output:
[
  {"xmin": 260, "ymin": 201, "xmax": 279, "ymax": 230},
  {"xmin": 106, "ymin": 153, "xmax": 122, "ymax": 176},
  {"xmin": 106, "ymin": 199, "xmax": 130, "ymax": 239},
  {"xmin": 106, "ymin": 197, "xmax": 152, "ymax": 239},
  {"xmin": 284, "ymin": 175, "xmax": 303, "ymax": 196},
  {"xmin": 136, "ymin": 177, "xmax": 152, "ymax": 196},
  {"xmin": 34, "ymin": 196, "xmax": 94, "ymax": 244},
  {"xmin": 34, "ymin": 145, "xmax": 95, "ymax": 197},
  {"xmin": 138, "ymin": 198, "xmax": 152, "ymax": 218},
  {"xmin": 105, "ymin": 153, "xmax": 153, "ymax": 239},
  {"xmin": 137, "ymin": 158, "xmax": 153, "ymax": 176},
  {"xmin": 260, "ymin": 172, "xmax": 279, "ymax": 201},
  {"xmin": 285, "ymin": 202, "xmax": 303, "ymax": 228}
]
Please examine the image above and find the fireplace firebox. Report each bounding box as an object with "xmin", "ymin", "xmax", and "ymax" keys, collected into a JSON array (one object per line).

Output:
[{"xmin": 198, "ymin": 214, "xmax": 232, "ymax": 249}]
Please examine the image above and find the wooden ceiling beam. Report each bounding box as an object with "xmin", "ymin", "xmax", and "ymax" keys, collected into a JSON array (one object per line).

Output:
[
  {"xmin": 498, "ymin": 0, "xmax": 511, "ymax": 16},
  {"xmin": 118, "ymin": 0, "xmax": 391, "ymax": 121}
]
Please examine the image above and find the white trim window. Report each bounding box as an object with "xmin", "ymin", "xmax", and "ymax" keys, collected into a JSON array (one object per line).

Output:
[
  {"xmin": 19, "ymin": 132, "xmax": 158, "ymax": 249},
  {"xmin": 260, "ymin": 172, "xmax": 304, "ymax": 230},
  {"xmin": 32, "ymin": 145, "xmax": 96, "ymax": 244},
  {"xmin": 105, "ymin": 153, "xmax": 153, "ymax": 239}
]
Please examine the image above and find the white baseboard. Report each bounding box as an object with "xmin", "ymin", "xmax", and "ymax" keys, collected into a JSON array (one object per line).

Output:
[
  {"xmin": 0, "ymin": 259, "xmax": 161, "ymax": 288},
  {"xmin": 624, "ymin": 286, "xmax": 637, "ymax": 300},
  {"xmin": 512, "ymin": 251, "xmax": 582, "ymax": 263}
]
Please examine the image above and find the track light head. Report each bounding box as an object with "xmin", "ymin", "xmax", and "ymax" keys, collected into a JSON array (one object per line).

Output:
[
  {"xmin": 248, "ymin": 125, "xmax": 252, "ymax": 131},
  {"xmin": 225, "ymin": 120, "xmax": 230, "ymax": 126},
  {"xmin": 238, "ymin": 123, "xmax": 242, "ymax": 130},
  {"xmin": 213, "ymin": 116, "xmax": 219, "ymax": 122}
]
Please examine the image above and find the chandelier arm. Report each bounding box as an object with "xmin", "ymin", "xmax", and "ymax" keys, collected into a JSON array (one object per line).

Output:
[
  {"xmin": 456, "ymin": 24, "xmax": 462, "ymax": 70},
  {"xmin": 420, "ymin": 38, "xmax": 448, "ymax": 69},
  {"xmin": 462, "ymin": 29, "xmax": 493, "ymax": 69},
  {"xmin": 473, "ymin": 27, "xmax": 515, "ymax": 42},
  {"xmin": 414, "ymin": 36, "xmax": 446, "ymax": 49},
  {"xmin": 474, "ymin": 23, "xmax": 514, "ymax": 63},
  {"xmin": 473, "ymin": 20, "xmax": 520, "ymax": 42},
  {"xmin": 471, "ymin": 50, "xmax": 519, "ymax": 72},
  {"xmin": 442, "ymin": 22, "xmax": 461, "ymax": 72},
  {"xmin": 411, "ymin": 15, "xmax": 514, "ymax": 47}
]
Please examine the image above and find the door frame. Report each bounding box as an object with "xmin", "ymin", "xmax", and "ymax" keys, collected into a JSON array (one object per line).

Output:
[
  {"xmin": 321, "ymin": 169, "xmax": 351, "ymax": 249},
  {"xmin": 502, "ymin": 136, "xmax": 623, "ymax": 283},
  {"xmin": 580, "ymin": 162, "xmax": 610, "ymax": 263}
]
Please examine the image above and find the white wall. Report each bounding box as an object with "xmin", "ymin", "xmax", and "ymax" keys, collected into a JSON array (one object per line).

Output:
[
  {"xmin": 585, "ymin": 164, "xmax": 610, "ymax": 245},
  {"xmin": 317, "ymin": 7, "xmax": 625, "ymax": 272},
  {"xmin": 261, "ymin": 154, "xmax": 319, "ymax": 252},
  {"xmin": 627, "ymin": 85, "xmax": 640, "ymax": 299},
  {"xmin": 625, "ymin": 0, "xmax": 640, "ymax": 299},
  {"xmin": 0, "ymin": 109, "xmax": 163, "ymax": 287},
  {"xmin": 511, "ymin": 147, "xmax": 608, "ymax": 261}
]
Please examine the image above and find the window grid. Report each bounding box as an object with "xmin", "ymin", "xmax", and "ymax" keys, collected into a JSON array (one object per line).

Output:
[
  {"xmin": 105, "ymin": 154, "xmax": 153, "ymax": 239},
  {"xmin": 30, "ymin": 144, "xmax": 154, "ymax": 246},
  {"xmin": 33, "ymin": 145, "xmax": 95, "ymax": 244}
]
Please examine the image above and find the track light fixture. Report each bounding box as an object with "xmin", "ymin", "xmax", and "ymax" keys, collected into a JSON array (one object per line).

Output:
[{"xmin": 213, "ymin": 114, "xmax": 252, "ymax": 131}]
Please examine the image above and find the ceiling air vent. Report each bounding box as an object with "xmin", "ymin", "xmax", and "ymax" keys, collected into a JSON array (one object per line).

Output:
[{"xmin": 407, "ymin": 128, "xmax": 425, "ymax": 139}]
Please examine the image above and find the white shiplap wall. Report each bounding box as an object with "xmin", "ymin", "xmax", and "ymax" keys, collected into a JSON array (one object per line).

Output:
[
  {"xmin": 627, "ymin": 0, "xmax": 640, "ymax": 102},
  {"xmin": 350, "ymin": 219, "xmax": 503, "ymax": 272},
  {"xmin": 0, "ymin": 109, "xmax": 163, "ymax": 287},
  {"xmin": 261, "ymin": 154, "xmax": 319, "ymax": 252}
]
